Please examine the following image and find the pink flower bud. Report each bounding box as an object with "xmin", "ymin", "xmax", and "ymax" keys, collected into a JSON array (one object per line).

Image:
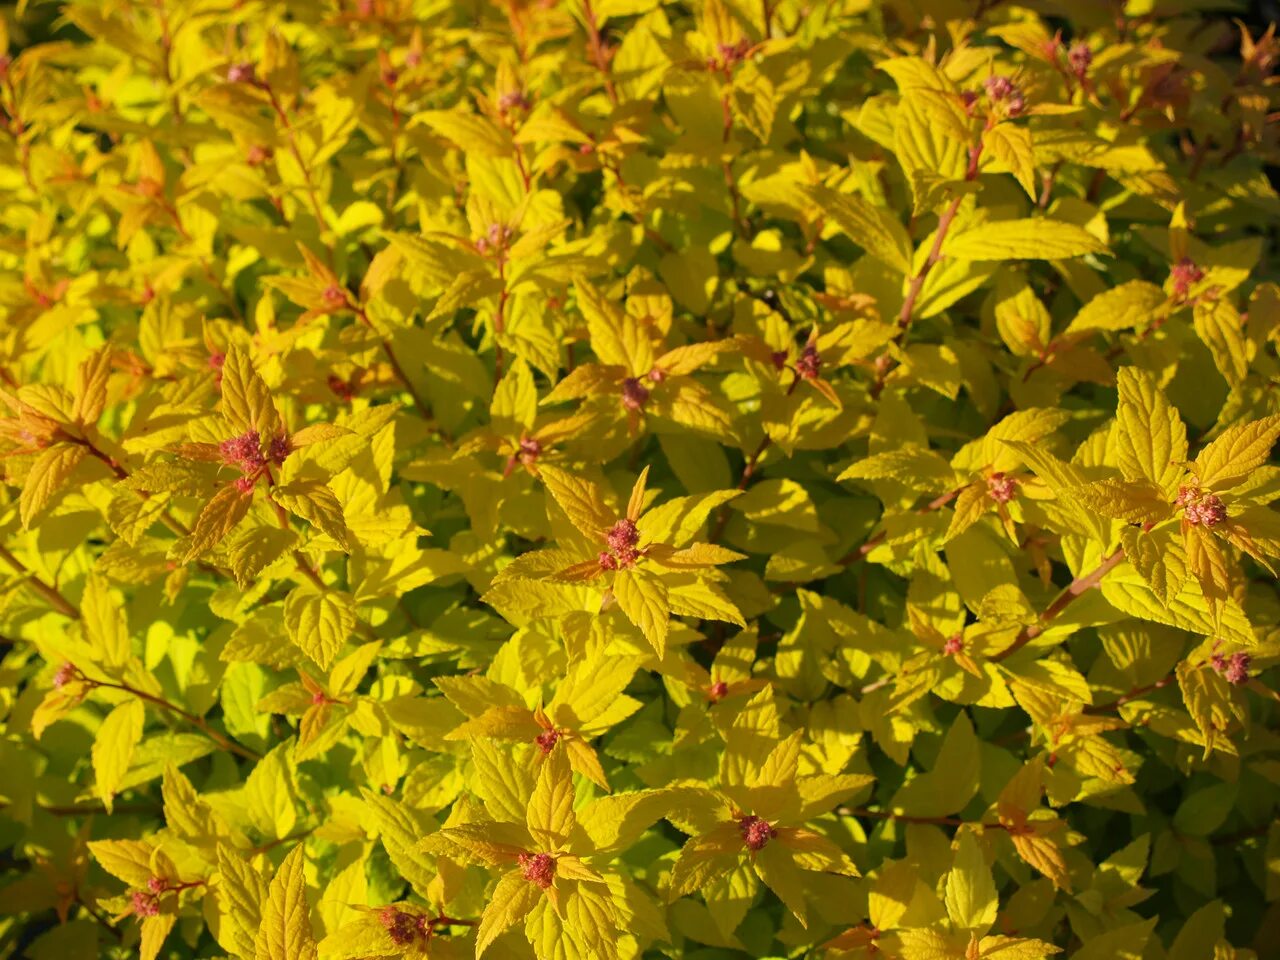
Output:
[
  {"xmin": 738, "ymin": 815, "xmax": 775, "ymax": 851},
  {"xmin": 227, "ymin": 62, "xmax": 256, "ymax": 85},
  {"xmin": 322, "ymin": 285, "xmax": 348, "ymax": 310},
  {"xmin": 53, "ymin": 662, "xmax": 76, "ymax": 689},
  {"xmin": 245, "ymin": 144, "xmax": 272, "ymax": 166},
  {"xmin": 987, "ymin": 472, "xmax": 1018, "ymax": 504},
  {"xmin": 1068, "ymin": 43, "xmax": 1092, "ymax": 77},
  {"xmin": 535, "ymin": 728, "xmax": 559, "ymax": 754},
  {"xmin": 795, "ymin": 344, "xmax": 821, "ymax": 380},
  {"xmin": 1178, "ymin": 485, "xmax": 1226, "ymax": 527},
  {"xmin": 606, "ymin": 518, "xmax": 639, "ymax": 553},
  {"xmin": 984, "ymin": 75, "xmax": 1016, "ymax": 101},
  {"xmin": 620, "ymin": 377, "xmax": 650, "ymax": 410},
  {"xmin": 220, "ymin": 430, "xmax": 265, "ymax": 472},
  {"xmin": 131, "ymin": 890, "xmax": 160, "ymax": 917},
  {"xmin": 1226, "ymin": 653, "xmax": 1250, "ymax": 685},
  {"xmin": 518, "ymin": 852, "xmax": 556, "ymax": 889},
  {"xmin": 1170, "ymin": 258, "xmax": 1205, "ymax": 300},
  {"xmin": 377, "ymin": 905, "xmax": 418, "ymax": 946},
  {"xmin": 268, "ymin": 434, "xmax": 290, "ymax": 465}
]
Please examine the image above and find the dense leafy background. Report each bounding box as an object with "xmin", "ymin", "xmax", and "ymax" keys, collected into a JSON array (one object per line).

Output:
[{"xmin": 0, "ymin": 1, "xmax": 1279, "ymax": 958}]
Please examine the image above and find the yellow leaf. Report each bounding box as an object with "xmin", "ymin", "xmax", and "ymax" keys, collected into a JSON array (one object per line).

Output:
[
  {"xmin": 1193, "ymin": 298, "xmax": 1250, "ymax": 387},
  {"xmin": 983, "ymin": 123, "xmax": 1037, "ymax": 200},
  {"xmin": 220, "ymin": 343, "xmax": 280, "ymax": 437},
  {"xmin": 93, "ymin": 699, "xmax": 145, "ymax": 812},
  {"xmin": 539, "ymin": 464, "xmax": 615, "ymax": 541},
  {"xmin": 1193, "ymin": 414, "xmax": 1280, "ymax": 489},
  {"xmin": 216, "ymin": 844, "xmax": 268, "ymax": 960},
  {"xmin": 527, "ymin": 747, "xmax": 576, "ymax": 849},
  {"xmin": 140, "ymin": 914, "xmax": 176, "ymax": 960},
  {"xmin": 808, "ymin": 184, "xmax": 913, "ymax": 273},
  {"xmin": 1065, "ymin": 478, "xmax": 1172, "ymax": 524},
  {"xmin": 612, "ymin": 567, "xmax": 669, "ymax": 655},
  {"xmin": 1114, "ymin": 367, "xmax": 1187, "ymax": 499},
  {"xmin": 181, "ymin": 483, "xmax": 253, "ymax": 563},
  {"xmin": 81, "ymin": 572, "xmax": 130, "ymax": 667},
  {"xmin": 945, "ymin": 830, "xmax": 998, "ymax": 933},
  {"xmin": 245, "ymin": 744, "xmax": 298, "ymax": 840},
  {"xmin": 21, "ymin": 442, "xmax": 87, "ymax": 528},
  {"xmin": 575, "ymin": 279, "xmax": 653, "ymax": 374},
  {"xmin": 944, "ymin": 219, "xmax": 1109, "ymax": 261},
  {"xmin": 548, "ymin": 652, "xmax": 640, "ymax": 732},
  {"xmin": 1065, "ymin": 280, "xmax": 1167, "ymax": 334},
  {"xmin": 74, "ymin": 346, "xmax": 113, "ymax": 426},
  {"xmin": 1009, "ymin": 832, "xmax": 1071, "ymax": 892},
  {"xmin": 978, "ymin": 934, "xmax": 1062, "ymax": 958},
  {"xmin": 477, "ymin": 872, "xmax": 542, "ymax": 957},
  {"xmin": 271, "ymin": 479, "xmax": 352, "ymax": 551},
  {"xmin": 283, "ymin": 586, "xmax": 354, "ymax": 670},
  {"xmin": 417, "ymin": 109, "xmax": 513, "ymax": 157},
  {"xmin": 491, "ymin": 358, "xmax": 538, "ymax": 433},
  {"xmin": 753, "ymin": 842, "xmax": 810, "ymax": 926},
  {"xmin": 87, "ymin": 838, "xmax": 156, "ymax": 887},
  {"xmin": 254, "ymin": 844, "xmax": 317, "ymax": 960}
]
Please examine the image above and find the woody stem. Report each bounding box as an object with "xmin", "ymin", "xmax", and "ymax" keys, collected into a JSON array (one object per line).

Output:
[
  {"xmin": 86, "ymin": 676, "xmax": 260, "ymax": 760},
  {"xmin": 0, "ymin": 543, "xmax": 80, "ymax": 619},
  {"xmin": 992, "ymin": 548, "xmax": 1126, "ymax": 662}
]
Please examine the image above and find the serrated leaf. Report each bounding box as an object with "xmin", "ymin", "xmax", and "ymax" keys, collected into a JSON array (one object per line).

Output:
[
  {"xmin": 944, "ymin": 219, "xmax": 1109, "ymax": 261},
  {"xmin": 612, "ymin": 566, "xmax": 669, "ymax": 655},
  {"xmin": 21, "ymin": 442, "xmax": 86, "ymax": 528},
  {"xmin": 284, "ymin": 586, "xmax": 355, "ymax": 670},
  {"xmin": 254, "ymin": 844, "xmax": 317, "ymax": 960}
]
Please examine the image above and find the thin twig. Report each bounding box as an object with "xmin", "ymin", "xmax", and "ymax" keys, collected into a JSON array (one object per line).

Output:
[
  {"xmin": 0, "ymin": 544, "xmax": 80, "ymax": 619},
  {"xmin": 992, "ymin": 548, "xmax": 1125, "ymax": 662}
]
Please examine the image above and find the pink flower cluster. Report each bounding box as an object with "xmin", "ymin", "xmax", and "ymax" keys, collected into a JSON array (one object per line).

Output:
[
  {"xmin": 1212, "ymin": 652, "xmax": 1250, "ymax": 685},
  {"xmin": 1176, "ymin": 484, "xmax": 1226, "ymax": 527},
  {"xmin": 599, "ymin": 518, "xmax": 641, "ymax": 570},
  {"xmin": 518, "ymin": 852, "xmax": 556, "ymax": 889},
  {"xmin": 738, "ymin": 814, "xmax": 776, "ymax": 851},
  {"xmin": 1170, "ymin": 257, "xmax": 1205, "ymax": 300},
  {"xmin": 984, "ymin": 75, "xmax": 1026, "ymax": 117},
  {"xmin": 377, "ymin": 905, "xmax": 423, "ymax": 946},
  {"xmin": 987, "ymin": 472, "xmax": 1018, "ymax": 504},
  {"xmin": 621, "ymin": 377, "xmax": 650, "ymax": 411}
]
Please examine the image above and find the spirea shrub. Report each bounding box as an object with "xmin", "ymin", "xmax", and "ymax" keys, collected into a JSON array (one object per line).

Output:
[{"xmin": 1, "ymin": 0, "xmax": 1279, "ymax": 958}]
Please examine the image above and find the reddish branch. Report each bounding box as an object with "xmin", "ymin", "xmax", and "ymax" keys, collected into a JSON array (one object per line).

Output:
[
  {"xmin": 0, "ymin": 543, "xmax": 80, "ymax": 619},
  {"xmin": 82, "ymin": 672, "xmax": 260, "ymax": 761},
  {"xmin": 840, "ymin": 806, "xmax": 1014, "ymax": 831},
  {"xmin": 991, "ymin": 547, "xmax": 1126, "ymax": 662}
]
